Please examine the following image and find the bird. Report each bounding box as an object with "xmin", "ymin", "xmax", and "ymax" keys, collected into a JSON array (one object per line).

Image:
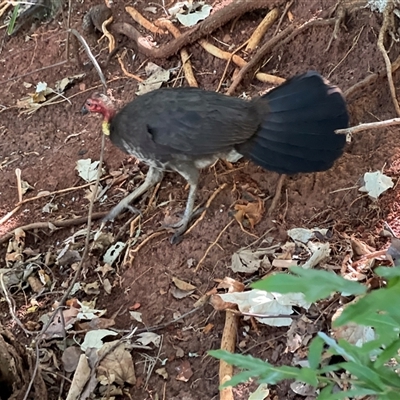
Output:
[{"xmin": 82, "ymin": 71, "xmax": 348, "ymax": 243}]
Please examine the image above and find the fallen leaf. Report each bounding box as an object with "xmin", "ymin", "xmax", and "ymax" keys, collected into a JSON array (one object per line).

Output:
[
  {"xmin": 175, "ymin": 360, "xmax": 193, "ymax": 382},
  {"xmin": 98, "ymin": 341, "xmax": 136, "ymax": 385},
  {"xmin": 234, "ymin": 199, "xmax": 264, "ymax": 229}
]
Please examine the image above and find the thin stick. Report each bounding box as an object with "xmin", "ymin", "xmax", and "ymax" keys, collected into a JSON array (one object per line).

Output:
[
  {"xmin": 327, "ymin": 25, "xmax": 364, "ymax": 79},
  {"xmin": 268, "ymin": 174, "xmax": 286, "ymax": 216},
  {"xmin": 199, "ymin": 39, "xmax": 285, "ymax": 86},
  {"xmin": 156, "ymin": 19, "xmax": 198, "ymax": 87},
  {"xmin": 125, "ymin": 6, "xmax": 165, "ymax": 35},
  {"xmin": 195, "ymin": 219, "xmax": 234, "ymax": 272},
  {"xmin": 344, "ymin": 54, "xmax": 400, "ymax": 99},
  {"xmin": 117, "ymin": 50, "xmax": 144, "ymax": 82},
  {"xmin": 335, "ymin": 118, "xmax": 400, "ymax": 135},
  {"xmin": 0, "ymin": 212, "xmax": 108, "ymax": 245},
  {"xmin": 15, "ymin": 175, "xmax": 112, "ymax": 206},
  {"xmin": 65, "ymin": 0, "xmax": 72, "ymax": 61},
  {"xmin": 377, "ymin": 3, "xmax": 400, "ymax": 116},
  {"xmin": 274, "ymin": 0, "xmax": 294, "ymax": 36},
  {"xmin": 226, "ymin": 24, "xmax": 294, "ymax": 94}
]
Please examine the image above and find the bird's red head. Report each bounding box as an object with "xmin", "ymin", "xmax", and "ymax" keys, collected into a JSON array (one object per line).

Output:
[{"xmin": 82, "ymin": 93, "xmax": 115, "ymax": 122}]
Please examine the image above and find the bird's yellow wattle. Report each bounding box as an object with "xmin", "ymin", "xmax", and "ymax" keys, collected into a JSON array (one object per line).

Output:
[{"xmin": 102, "ymin": 121, "xmax": 110, "ymax": 136}]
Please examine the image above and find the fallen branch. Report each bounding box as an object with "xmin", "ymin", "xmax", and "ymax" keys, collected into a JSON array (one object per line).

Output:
[{"xmin": 113, "ymin": 0, "xmax": 276, "ymax": 59}]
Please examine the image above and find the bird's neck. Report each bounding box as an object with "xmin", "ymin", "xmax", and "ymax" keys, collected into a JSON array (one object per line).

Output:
[{"xmin": 101, "ymin": 109, "xmax": 116, "ymax": 136}]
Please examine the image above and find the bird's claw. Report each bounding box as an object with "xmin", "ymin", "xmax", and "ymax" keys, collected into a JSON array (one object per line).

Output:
[{"xmin": 103, "ymin": 203, "xmax": 142, "ymax": 223}]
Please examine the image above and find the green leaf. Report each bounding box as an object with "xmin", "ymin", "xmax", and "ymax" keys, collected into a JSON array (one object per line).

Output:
[
  {"xmin": 308, "ymin": 336, "xmax": 324, "ymax": 369},
  {"xmin": 7, "ymin": 4, "xmax": 20, "ymax": 36},
  {"xmin": 297, "ymin": 367, "xmax": 319, "ymax": 386},
  {"xmin": 318, "ymin": 385, "xmax": 377, "ymax": 399},
  {"xmin": 209, "ymin": 350, "xmax": 302, "ymax": 386},
  {"xmin": 318, "ymin": 333, "xmax": 357, "ymax": 362},
  {"xmin": 375, "ymin": 266, "xmax": 400, "ymax": 279},
  {"xmin": 252, "ymin": 267, "xmax": 365, "ymax": 303},
  {"xmin": 338, "ymin": 362, "xmax": 386, "ymax": 392},
  {"xmin": 374, "ymin": 338, "xmax": 400, "ymax": 368}
]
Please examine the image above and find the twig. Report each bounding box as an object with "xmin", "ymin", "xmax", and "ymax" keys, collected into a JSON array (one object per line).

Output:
[
  {"xmin": 219, "ymin": 310, "xmax": 237, "ymax": 400},
  {"xmin": 335, "ymin": 118, "xmax": 400, "ymax": 136},
  {"xmin": 377, "ymin": 2, "xmax": 400, "ymax": 116},
  {"xmin": 0, "ymin": 212, "xmax": 108, "ymax": 245},
  {"xmin": 246, "ymin": 8, "xmax": 279, "ymax": 51},
  {"xmin": 195, "ymin": 219, "xmax": 234, "ymax": 272},
  {"xmin": 117, "ymin": 50, "xmax": 144, "ymax": 82},
  {"xmin": 65, "ymin": 0, "xmax": 72, "ymax": 61},
  {"xmin": 226, "ymin": 24, "xmax": 294, "ymax": 95},
  {"xmin": 268, "ymin": 174, "xmax": 286, "ymax": 216},
  {"xmin": 156, "ymin": 19, "xmax": 198, "ymax": 87},
  {"xmin": 23, "ymin": 133, "xmax": 107, "ymax": 400},
  {"xmin": 15, "ymin": 175, "xmax": 112, "ymax": 206},
  {"xmin": 344, "ymin": 54, "xmax": 400, "ymax": 99},
  {"xmin": 199, "ymin": 39, "xmax": 285, "ymax": 86},
  {"xmin": 274, "ymin": 0, "xmax": 294, "ymax": 36},
  {"xmin": 327, "ymin": 25, "xmax": 364, "ymax": 79},
  {"xmin": 125, "ymin": 6, "xmax": 165, "ymax": 35},
  {"xmin": 0, "ymin": 273, "xmax": 33, "ymax": 336},
  {"xmin": 0, "ymin": 60, "xmax": 68, "ymax": 85},
  {"xmin": 68, "ymin": 28, "xmax": 107, "ymax": 91},
  {"xmin": 227, "ymin": 17, "xmax": 335, "ymax": 94}
]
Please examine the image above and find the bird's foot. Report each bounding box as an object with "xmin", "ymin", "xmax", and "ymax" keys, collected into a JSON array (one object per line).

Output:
[
  {"xmin": 103, "ymin": 200, "xmax": 142, "ymax": 223},
  {"xmin": 170, "ymin": 226, "xmax": 187, "ymax": 245},
  {"xmin": 163, "ymin": 208, "xmax": 205, "ymax": 244}
]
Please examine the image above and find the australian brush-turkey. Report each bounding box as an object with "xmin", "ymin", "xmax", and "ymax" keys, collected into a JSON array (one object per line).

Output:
[{"xmin": 82, "ymin": 71, "xmax": 348, "ymax": 243}]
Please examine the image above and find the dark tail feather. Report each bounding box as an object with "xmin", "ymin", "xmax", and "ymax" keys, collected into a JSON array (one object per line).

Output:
[{"xmin": 236, "ymin": 71, "xmax": 348, "ymax": 175}]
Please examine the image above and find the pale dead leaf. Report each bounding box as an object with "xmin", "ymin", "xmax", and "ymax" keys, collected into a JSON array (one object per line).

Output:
[
  {"xmin": 98, "ymin": 341, "xmax": 136, "ymax": 386},
  {"xmin": 172, "ymin": 277, "xmax": 196, "ymax": 291},
  {"xmin": 65, "ymin": 354, "xmax": 91, "ymax": 400},
  {"xmin": 155, "ymin": 367, "xmax": 168, "ymax": 379}
]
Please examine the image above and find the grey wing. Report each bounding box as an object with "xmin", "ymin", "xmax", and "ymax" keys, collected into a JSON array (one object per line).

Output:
[{"xmin": 143, "ymin": 89, "xmax": 262, "ymax": 155}]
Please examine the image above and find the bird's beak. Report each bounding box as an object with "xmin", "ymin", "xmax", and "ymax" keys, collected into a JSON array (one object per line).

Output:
[{"xmin": 81, "ymin": 106, "xmax": 89, "ymax": 115}]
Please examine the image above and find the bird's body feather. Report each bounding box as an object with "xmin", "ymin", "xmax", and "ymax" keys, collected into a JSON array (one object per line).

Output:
[{"xmin": 83, "ymin": 71, "xmax": 349, "ymax": 243}]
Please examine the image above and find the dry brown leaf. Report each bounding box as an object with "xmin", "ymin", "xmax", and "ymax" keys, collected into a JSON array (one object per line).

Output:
[
  {"xmin": 234, "ymin": 199, "xmax": 264, "ymax": 229},
  {"xmin": 175, "ymin": 360, "xmax": 193, "ymax": 382}
]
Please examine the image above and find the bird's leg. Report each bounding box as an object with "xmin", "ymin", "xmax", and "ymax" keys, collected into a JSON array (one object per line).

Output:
[
  {"xmin": 167, "ymin": 165, "xmax": 199, "ymax": 244},
  {"xmin": 103, "ymin": 166, "xmax": 164, "ymax": 222}
]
